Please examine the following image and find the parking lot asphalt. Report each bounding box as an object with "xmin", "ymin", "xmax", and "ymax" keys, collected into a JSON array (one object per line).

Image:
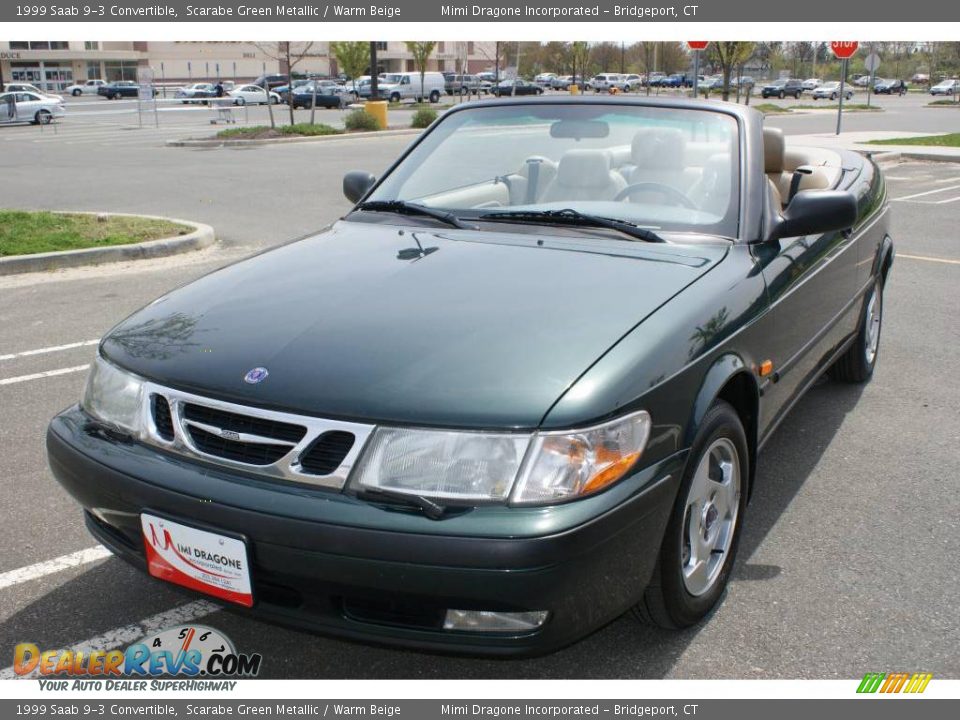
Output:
[{"xmin": 1, "ymin": 102, "xmax": 959, "ymax": 678}]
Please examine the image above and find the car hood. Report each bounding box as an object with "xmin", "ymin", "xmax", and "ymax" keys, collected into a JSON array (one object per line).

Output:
[{"xmin": 102, "ymin": 220, "xmax": 727, "ymax": 429}]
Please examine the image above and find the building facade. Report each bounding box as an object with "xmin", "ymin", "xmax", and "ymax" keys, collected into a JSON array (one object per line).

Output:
[{"xmin": 0, "ymin": 41, "xmax": 499, "ymax": 92}]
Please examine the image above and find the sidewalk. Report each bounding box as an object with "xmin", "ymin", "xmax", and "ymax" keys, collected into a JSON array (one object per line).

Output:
[{"xmin": 788, "ymin": 131, "xmax": 960, "ymax": 163}]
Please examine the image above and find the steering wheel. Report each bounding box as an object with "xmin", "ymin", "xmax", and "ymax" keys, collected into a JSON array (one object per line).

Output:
[{"xmin": 614, "ymin": 182, "xmax": 698, "ymax": 209}]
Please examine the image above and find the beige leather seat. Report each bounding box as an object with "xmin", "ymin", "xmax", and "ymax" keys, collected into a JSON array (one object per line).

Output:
[
  {"xmin": 506, "ymin": 156, "xmax": 559, "ymax": 205},
  {"xmin": 764, "ymin": 127, "xmax": 835, "ymax": 206},
  {"xmin": 540, "ymin": 149, "xmax": 626, "ymax": 203},
  {"xmin": 621, "ymin": 127, "xmax": 700, "ymax": 192}
]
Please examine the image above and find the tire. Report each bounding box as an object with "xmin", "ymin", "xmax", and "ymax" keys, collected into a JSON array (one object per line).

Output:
[
  {"xmin": 35, "ymin": 110, "xmax": 52, "ymax": 125},
  {"xmin": 829, "ymin": 277, "xmax": 883, "ymax": 383},
  {"xmin": 778, "ymin": 90, "xmax": 785, "ymax": 99},
  {"xmin": 235, "ymin": 97, "xmax": 245, "ymax": 106},
  {"xmin": 795, "ymin": 91, "xmax": 801, "ymax": 99},
  {"xmin": 269, "ymin": 96, "xmax": 278, "ymax": 105},
  {"xmin": 389, "ymin": 92, "xmax": 400, "ymax": 103},
  {"xmin": 429, "ymin": 90, "xmax": 441, "ymax": 103},
  {"xmin": 634, "ymin": 399, "xmax": 748, "ymax": 629},
  {"xmin": 72, "ymin": 89, "xmax": 82, "ymax": 97},
  {"xmin": 831, "ymin": 93, "xmax": 837, "ymax": 100}
]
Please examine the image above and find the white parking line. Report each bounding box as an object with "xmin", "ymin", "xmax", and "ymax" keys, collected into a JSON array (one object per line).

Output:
[
  {"xmin": 0, "ymin": 364, "xmax": 90, "ymax": 386},
  {"xmin": 0, "ymin": 546, "xmax": 112, "ymax": 591},
  {"xmin": 0, "ymin": 339, "xmax": 99, "ymax": 362},
  {"xmin": 899, "ymin": 253, "xmax": 960, "ymax": 266},
  {"xmin": 0, "ymin": 600, "xmax": 220, "ymax": 679},
  {"xmin": 891, "ymin": 184, "xmax": 960, "ymax": 202}
]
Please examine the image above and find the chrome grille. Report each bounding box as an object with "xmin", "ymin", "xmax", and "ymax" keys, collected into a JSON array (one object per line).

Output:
[{"xmin": 142, "ymin": 382, "xmax": 375, "ymax": 489}]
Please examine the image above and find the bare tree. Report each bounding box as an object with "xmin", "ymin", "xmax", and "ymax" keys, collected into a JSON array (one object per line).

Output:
[
  {"xmin": 252, "ymin": 41, "xmax": 315, "ymax": 126},
  {"xmin": 636, "ymin": 42, "xmax": 657, "ymax": 95},
  {"xmin": 404, "ymin": 41, "xmax": 437, "ymax": 103}
]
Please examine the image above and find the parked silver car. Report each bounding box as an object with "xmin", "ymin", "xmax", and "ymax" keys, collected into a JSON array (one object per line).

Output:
[{"xmin": 0, "ymin": 91, "xmax": 66, "ymax": 124}]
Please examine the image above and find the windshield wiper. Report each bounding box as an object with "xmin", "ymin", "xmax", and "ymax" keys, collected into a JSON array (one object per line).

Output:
[
  {"xmin": 478, "ymin": 208, "xmax": 665, "ymax": 243},
  {"xmin": 356, "ymin": 487, "xmax": 448, "ymax": 520},
  {"xmin": 355, "ymin": 200, "xmax": 473, "ymax": 230}
]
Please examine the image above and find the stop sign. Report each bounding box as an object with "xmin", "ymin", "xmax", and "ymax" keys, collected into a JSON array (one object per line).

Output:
[
  {"xmin": 688, "ymin": 41, "xmax": 709, "ymax": 50},
  {"xmin": 830, "ymin": 41, "xmax": 859, "ymax": 59}
]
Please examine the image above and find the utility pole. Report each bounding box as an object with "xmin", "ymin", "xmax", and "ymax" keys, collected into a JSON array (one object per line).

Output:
[
  {"xmin": 620, "ymin": 42, "xmax": 625, "ymax": 74},
  {"xmin": 369, "ymin": 41, "xmax": 379, "ymax": 99}
]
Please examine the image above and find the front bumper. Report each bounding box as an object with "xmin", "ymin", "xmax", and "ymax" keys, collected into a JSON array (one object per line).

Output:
[{"xmin": 48, "ymin": 406, "xmax": 684, "ymax": 656}]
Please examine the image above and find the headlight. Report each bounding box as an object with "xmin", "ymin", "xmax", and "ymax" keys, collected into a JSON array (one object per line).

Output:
[
  {"xmin": 510, "ymin": 410, "xmax": 651, "ymax": 505},
  {"xmin": 352, "ymin": 410, "xmax": 651, "ymax": 506},
  {"xmin": 353, "ymin": 427, "xmax": 529, "ymax": 503},
  {"xmin": 81, "ymin": 355, "xmax": 145, "ymax": 436}
]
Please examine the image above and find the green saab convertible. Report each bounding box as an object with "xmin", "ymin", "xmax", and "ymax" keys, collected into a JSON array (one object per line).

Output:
[{"xmin": 48, "ymin": 97, "xmax": 892, "ymax": 655}]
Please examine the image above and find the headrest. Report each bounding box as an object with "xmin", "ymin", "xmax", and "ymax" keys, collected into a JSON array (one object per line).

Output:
[
  {"xmin": 556, "ymin": 149, "xmax": 614, "ymax": 189},
  {"xmin": 631, "ymin": 127, "xmax": 686, "ymax": 169},
  {"xmin": 764, "ymin": 127, "xmax": 785, "ymax": 174}
]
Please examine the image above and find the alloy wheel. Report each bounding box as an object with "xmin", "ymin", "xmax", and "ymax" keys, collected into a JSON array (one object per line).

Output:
[
  {"xmin": 681, "ymin": 437, "xmax": 741, "ymax": 597},
  {"xmin": 864, "ymin": 285, "xmax": 882, "ymax": 365}
]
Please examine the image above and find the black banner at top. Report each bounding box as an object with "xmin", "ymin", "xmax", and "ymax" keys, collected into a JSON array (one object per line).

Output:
[{"xmin": 3, "ymin": 0, "xmax": 954, "ymax": 23}]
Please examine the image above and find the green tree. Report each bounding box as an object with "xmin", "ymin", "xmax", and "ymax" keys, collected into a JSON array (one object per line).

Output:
[
  {"xmin": 709, "ymin": 42, "xmax": 756, "ymax": 101},
  {"xmin": 404, "ymin": 41, "xmax": 437, "ymax": 101},
  {"xmin": 330, "ymin": 41, "xmax": 368, "ymax": 85}
]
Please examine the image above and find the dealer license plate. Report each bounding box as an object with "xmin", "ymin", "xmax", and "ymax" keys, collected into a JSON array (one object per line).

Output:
[{"xmin": 140, "ymin": 513, "xmax": 253, "ymax": 607}]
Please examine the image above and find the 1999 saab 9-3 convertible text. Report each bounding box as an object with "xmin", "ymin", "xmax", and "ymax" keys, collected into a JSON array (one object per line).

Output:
[{"xmin": 48, "ymin": 98, "xmax": 892, "ymax": 655}]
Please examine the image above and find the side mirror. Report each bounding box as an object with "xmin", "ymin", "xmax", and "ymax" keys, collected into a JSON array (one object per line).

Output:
[
  {"xmin": 767, "ymin": 190, "xmax": 858, "ymax": 243},
  {"xmin": 343, "ymin": 171, "xmax": 377, "ymax": 204}
]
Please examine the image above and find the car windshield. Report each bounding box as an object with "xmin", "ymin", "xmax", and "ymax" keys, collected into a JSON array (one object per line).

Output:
[{"xmin": 364, "ymin": 103, "xmax": 740, "ymax": 238}]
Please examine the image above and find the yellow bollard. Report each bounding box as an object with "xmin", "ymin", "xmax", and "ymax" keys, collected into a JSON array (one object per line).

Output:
[
  {"xmin": 365, "ymin": 100, "xmax": 388, "ymax": 129},
  {"xmin": 569, "ymin": 84, "xmax": 580, "ymax": 96}
]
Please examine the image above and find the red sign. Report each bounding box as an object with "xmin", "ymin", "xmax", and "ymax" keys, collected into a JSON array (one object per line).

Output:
[
  {"xmin": 687, "ymin": 41, "xmax": 709, "ymax": 51},
  {"xmin": 830, "ymin": 41, "xmax": 859, "ymax": 59}
]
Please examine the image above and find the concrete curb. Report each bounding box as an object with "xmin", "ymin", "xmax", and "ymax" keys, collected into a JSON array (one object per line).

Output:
[
  {"xmin": 0, "ymin": 212, "xmax": 215, "ymax": 276},
  {"xmin": 167, "ymin": 127, "xmax": 423, "ymax": 148},
  {"xmin": 866, "ymin": 150, "xmax": 960, "ymax": 165}
]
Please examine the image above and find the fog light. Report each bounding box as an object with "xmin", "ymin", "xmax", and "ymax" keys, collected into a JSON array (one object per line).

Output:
[{"xmin": 442, "ymin": 609, "xmax": 549, "ymax": 633}]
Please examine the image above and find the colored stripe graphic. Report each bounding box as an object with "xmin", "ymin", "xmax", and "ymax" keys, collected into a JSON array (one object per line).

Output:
[
  {"xmin": 857, "ymin": 673, "xmax": 885, "ymax": 693},
  {"xmin": 857, "ymin": 672, "xmax": 932, "ymax": 693}
]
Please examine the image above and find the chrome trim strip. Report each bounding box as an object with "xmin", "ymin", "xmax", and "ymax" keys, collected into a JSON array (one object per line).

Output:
[{"xmin": 140, "ymin": 383, "xmax": 375, "ymax": 490}]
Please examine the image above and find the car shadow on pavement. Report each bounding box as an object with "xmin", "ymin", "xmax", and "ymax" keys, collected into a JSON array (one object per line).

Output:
[{"xmin": 2, "ymin": 378, "xmax": 865, "ymax": 679}]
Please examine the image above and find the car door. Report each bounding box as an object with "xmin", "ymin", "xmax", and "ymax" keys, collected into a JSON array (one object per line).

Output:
[
  {"xmin": 1, "ymin": 94, "xmax": 15, "ymax": 123},
  {"xmin": 754, "ymin": 182, "xmax": 859, "ymax": 428},
  {"xmin": 15, "ymin": 94, "xmax": 37, "ymax": 121}
]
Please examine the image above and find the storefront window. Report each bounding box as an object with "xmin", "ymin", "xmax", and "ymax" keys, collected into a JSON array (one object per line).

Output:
[
  {"xmin": 86, "ymin": 62, "xmax": 102, "ymax": 80},
  {"xmin": 44, "ymin": 64, "xmax": 73, "ymax": 91},
  {"xmin": 104, "ymin": 60, "xmax": 138, "ymax": 82},
  {"xmin": 84, "ymin": 42, "xmax": 100, "ymax": 50}
]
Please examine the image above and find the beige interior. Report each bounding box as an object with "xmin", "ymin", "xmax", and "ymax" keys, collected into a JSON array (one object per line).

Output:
[{"xmin": 763, "ymin": 127, "xmax": 844, "ymax": 206}]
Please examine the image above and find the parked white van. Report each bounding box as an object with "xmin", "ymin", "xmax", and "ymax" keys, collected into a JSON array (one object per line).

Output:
[{"xmin": 377, "ymin": 71, "xmax": 445, "ymax": 103}]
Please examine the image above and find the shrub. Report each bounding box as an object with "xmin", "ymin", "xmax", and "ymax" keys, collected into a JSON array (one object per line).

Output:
[
  {"xmin": 344, "ymin": 109, "xmax": 381, "ymax": 131},
  {"xmin": 411, "ymin": 107, "xmax": 438, "ymax": 129}
]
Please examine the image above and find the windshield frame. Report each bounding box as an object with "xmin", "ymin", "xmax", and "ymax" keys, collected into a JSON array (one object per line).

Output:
[{"xmin": 351, "ymin": 98, "xmax": 747, "ymax": 242}]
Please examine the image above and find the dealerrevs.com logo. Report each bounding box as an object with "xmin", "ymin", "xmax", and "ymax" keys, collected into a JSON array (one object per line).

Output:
[
  {"xmin": 13, "ymin": 625, "xmax": 261, "ymax": 688},
  {"xmin": 857, "ymin": 672, "xmax": 933, "ymax": 694}
]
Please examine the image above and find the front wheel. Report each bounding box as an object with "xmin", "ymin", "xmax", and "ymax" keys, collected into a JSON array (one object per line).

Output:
[
  {"xmin": 634, "ymin": 400, "xmax": 748, "ymax": 629},
  {"xmin": 429, "ymin": 90, "xmax": 441, "ymax": 103},
  {"xmin": 829, "ymin": 278, "xmax": 883, "ymax": 383},
  {"xmin": 72, "ymin": 89, "xmax": 82, "ymax": 97},
  {"xmin": 778, "ymin": 90, "xmax": 785, "ymax": 99},
  {"xmin": 269, "ymin": 96, "xmax": 278, "ymax": 105},
  {"xmin": 234, "ymin": 97, "xmax": 245, "ymax": 106}
]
